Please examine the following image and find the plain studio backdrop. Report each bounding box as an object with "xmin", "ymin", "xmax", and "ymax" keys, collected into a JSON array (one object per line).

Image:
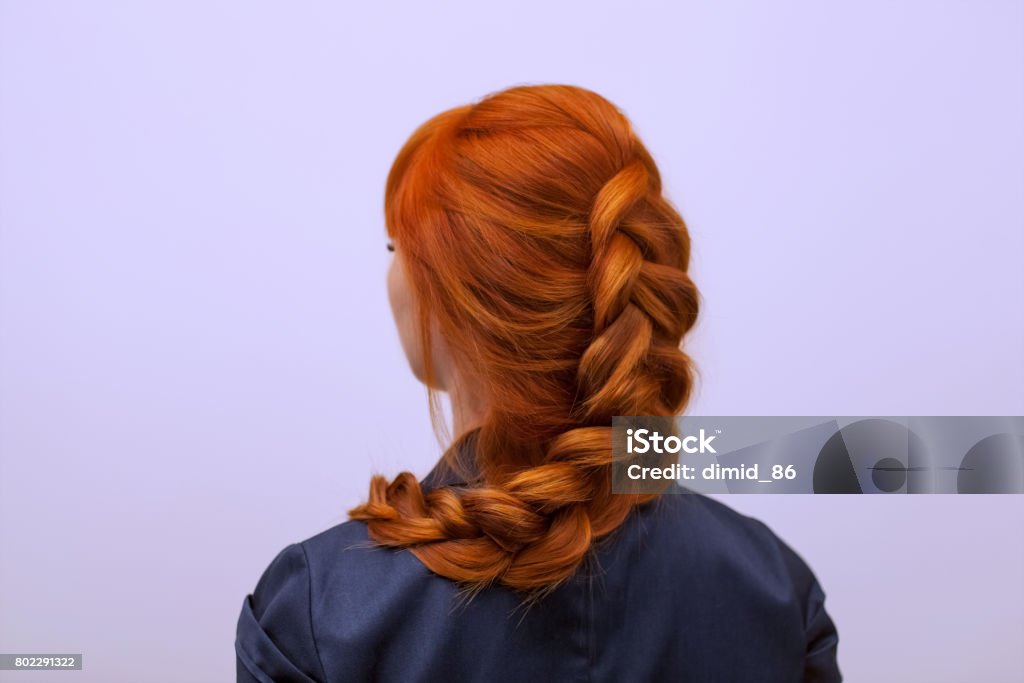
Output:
[{"xmin": 1, "ymin": 2, "xmax": 1022, "ymax": 682}]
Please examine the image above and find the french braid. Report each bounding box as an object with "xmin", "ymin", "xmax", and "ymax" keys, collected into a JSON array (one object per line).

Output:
[{"xmin": 349, "ymin": 84, "xmax": 699, "ymax": 593}]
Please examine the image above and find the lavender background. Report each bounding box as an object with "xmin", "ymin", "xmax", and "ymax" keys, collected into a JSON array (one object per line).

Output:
[{"xmin": 1, "ymin": 1, "xmax": 1022, "ymax": 681}]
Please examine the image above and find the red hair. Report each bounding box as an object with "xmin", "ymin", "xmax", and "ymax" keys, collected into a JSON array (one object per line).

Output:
[{"xmin": 349, "ymin": 84, "xmax": 700, "ymax": 592}]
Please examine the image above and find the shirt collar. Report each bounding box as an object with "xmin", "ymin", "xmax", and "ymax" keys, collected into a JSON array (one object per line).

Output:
[{"xmin": 421, "ymin": 428, "xmax": 482, "ymax": 491}]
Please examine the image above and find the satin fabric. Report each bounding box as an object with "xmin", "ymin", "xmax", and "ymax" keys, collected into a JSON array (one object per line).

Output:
[{"xmin": 236, "ymin": 453, "xmax": 841, "ymax": 682}]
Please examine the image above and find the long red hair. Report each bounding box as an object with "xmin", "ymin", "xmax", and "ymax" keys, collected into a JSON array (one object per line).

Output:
[{"xmin": 349, "ymin": 84, "xmax": 700, "ymax": 592}]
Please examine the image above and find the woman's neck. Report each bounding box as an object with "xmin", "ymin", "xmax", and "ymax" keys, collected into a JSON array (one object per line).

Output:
[{"xmin": 447, "ymin": 375, "xmax": 488, "ymax": 437}]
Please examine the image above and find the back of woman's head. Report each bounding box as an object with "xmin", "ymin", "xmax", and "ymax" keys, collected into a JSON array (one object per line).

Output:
[{"xmin": 349, "ymin": 83, "xmax": 700, "ymax": 593}]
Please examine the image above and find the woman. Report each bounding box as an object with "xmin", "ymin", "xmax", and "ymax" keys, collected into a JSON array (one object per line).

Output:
[{"xmin": 235, "ymin": 83, "xmax": 841, "ymax": 682}]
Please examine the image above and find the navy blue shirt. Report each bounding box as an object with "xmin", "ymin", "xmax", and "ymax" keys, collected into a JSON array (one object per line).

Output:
[{"xmin": 236, "ymin": 457, "xmax": 841, "ymax": 682}]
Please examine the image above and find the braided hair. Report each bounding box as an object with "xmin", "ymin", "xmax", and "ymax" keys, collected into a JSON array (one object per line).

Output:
[{"xmin": 349, "ymin": 84, "xmax": 700, "ymax": 593}]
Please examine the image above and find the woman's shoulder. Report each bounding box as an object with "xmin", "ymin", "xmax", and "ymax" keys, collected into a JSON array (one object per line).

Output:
[
  {"xmin": 598, "ymin": 492, "xmax": 840, "ymax": 680},
  {"xmin": 236, "ymin": 518, "xmax": 433, "ymax": 683},
  {"xmin": 299, "ymin": 517, "xmax": 437, "ymax": 600},
  {"xmin": 619, "ymin": 492, "xmax": 824, "ymax": 596},
  {"xmin": 664, "ymin": 492, "xmax": 805, "ymax": 548}
]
